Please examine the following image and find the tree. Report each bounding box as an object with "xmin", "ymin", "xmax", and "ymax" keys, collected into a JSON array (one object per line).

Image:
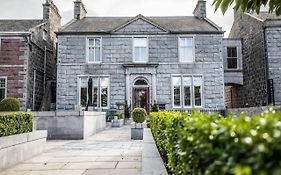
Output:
[{"xmin": 213, "ymin": 0, "xmax": 281, "ymax": 16}]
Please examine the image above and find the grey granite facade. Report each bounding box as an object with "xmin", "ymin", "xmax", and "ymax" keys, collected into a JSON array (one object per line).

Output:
[{"xmin": 56, "ymin": 0, "xmax": 225, "ymax": 111}]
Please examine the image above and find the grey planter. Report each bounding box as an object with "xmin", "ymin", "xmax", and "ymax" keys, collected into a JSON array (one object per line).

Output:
[
  {"xmin": 111, "ymin": 119, "xmax": 124, "ymax": 127},
  {"xmin": 131, "ymin": 127, "xmax": 143, "ymax": 140}
]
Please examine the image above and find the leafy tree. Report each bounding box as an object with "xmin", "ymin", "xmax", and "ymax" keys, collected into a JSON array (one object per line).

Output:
[{"xmin": 213, "ymin": 0, "xmax": 281, "ymax": 16}]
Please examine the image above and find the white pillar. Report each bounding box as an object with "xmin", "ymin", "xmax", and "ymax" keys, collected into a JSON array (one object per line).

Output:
[
  {"xmin": 126, "ymin": 73, "xmax": 130, "ymax": 105},
  {"xmin": 152, "ymin": 73, "xmax": 156, "ymax": 104}
]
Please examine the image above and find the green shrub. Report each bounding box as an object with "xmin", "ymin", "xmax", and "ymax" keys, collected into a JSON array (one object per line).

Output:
[
  {"xmin": 151, "ymin": 102, "xmax": 159, "ymax": 112},
  {"xmin": 114, "ymin": 112, "xmax": 123, "ymax": 119},
  {"xmin": 132, "ymin": 108, "xmax": 147, "ymax": 123},
  {"xmin": 0, "ymin": 98, "xmax": 20, "ymax": 111},
  {"xmin": 150, "ymin": 108, "xmax": 281, "ymax": 175},
  {"xmin": 0, "ymin": 112, "xmax": 33, "ymax": 137}
]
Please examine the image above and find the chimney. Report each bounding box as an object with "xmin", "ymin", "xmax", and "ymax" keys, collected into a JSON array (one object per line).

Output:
[
  {"xmin": 193, "ymin": 0, "xmax": 206, "ymax": 18},
  {"xmin": 74, "ymin": 0, "xmax": 87, "ymax": 20}
]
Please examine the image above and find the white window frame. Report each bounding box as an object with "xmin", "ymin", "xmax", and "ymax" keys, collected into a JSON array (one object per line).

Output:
[
  {"xmin": 171, "ymin": 75, "xmax": 203, "ymax": 109},
  {"xmin": 77, "ymin": 75, "xmax": 110, "ymax": 110},
  {"xmin": 226, "ymin": 47, "xmax": 238, "ymax": 70},
  {"xmin": 132, "ymin": 37, "xmax": 149, "ymax": 63},
  {"xmin": 43, "ymin": 30, "xmax": 47, "ymax": 41},
  {"xmin": 0, "ymin": 76, "xmax": 7, "ymax": 100},
  {"xmin": 86, "ymin": 38, "xmax": 102, "ymax": 64},
  {"xmin": 178, "ymin": 36, "xmax": 195, "ymax": 63}
]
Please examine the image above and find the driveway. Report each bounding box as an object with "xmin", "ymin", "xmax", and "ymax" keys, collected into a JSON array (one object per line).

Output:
[{"xmin": 0, "ymin": 126, "xmax": 142, "ymax": 175}]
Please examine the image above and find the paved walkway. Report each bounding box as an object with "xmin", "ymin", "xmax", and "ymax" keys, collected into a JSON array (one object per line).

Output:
[{"xmin": 0, "ymin": 126, "xmax": 142, "ymax": 175}]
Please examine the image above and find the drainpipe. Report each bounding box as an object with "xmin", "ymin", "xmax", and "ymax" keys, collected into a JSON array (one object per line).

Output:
[
  {"xmin": 33, "ymin": 70, "xmax": 36, "ymax": 111},
  {"xmin": 44, "ymin": 46, "xmax": 47, "ymax": 93}
]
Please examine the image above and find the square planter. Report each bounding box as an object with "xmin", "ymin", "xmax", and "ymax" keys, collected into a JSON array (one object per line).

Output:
[{"xmin": 131, "ymin": 127, "xmax": 143, "ymax": 140}]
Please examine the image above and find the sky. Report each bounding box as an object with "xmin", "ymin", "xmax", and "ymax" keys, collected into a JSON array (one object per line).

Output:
[{"xmin": 0, "ymin": 0, "xmax": 235, "ymax": 37}]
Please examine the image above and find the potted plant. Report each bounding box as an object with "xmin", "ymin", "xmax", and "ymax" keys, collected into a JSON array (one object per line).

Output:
[
  {"xmin": 111, "ymin": 112, "xmax": 124, "ymax": 127},
  {"xmin": 131, "ymin": 108, "xmax": 147, "ymax": 140}
]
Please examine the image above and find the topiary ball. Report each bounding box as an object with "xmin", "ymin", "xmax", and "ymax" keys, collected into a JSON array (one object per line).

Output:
[
  {"xmin": 132, "ymin": 108, "xmax": 147, "ymax": 123},
  {"xmin": 0, "ymin": 98, "xmax": 20, "ymax": 111}
]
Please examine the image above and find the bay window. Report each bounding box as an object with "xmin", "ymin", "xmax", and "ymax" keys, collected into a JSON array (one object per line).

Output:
[
  {"xmin": 172, "ymin": 75, "xmax": 203, "ymax": 108},
  {"xmin": 179, "ymin": 37, "xmax": 194, "ymax": 63},
  {"xmin": 79, "ymin": 76, "xmax": 109, "ymax": 109},
  {"xmin": 133, "ymin": 38, "xmax": 148, "ymax": 62}
]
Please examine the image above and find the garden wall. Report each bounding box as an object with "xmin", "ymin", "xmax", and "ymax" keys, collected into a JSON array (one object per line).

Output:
[
  {"xmin": 33, "ymin": 111, "xmax": 106, "ymax": 140},
  {"xmin": 0, "ymin": 130, "xmax": 47, "ymax": 170},
  {"xmin": 226, "ymin": 106, "xmax": 281, "ymax": 117}
]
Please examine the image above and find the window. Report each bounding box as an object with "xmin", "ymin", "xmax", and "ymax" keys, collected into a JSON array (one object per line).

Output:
[
  {"xmin": 133, "ymin": 38, "xmax": 148, "ymax": 62},
  {"xmin": 79, "ymin": 76, "xmax": 109, "ymax": 109},
  {"xmin": 43, "ymin": 30, "xmax": 47, "ymax": 41},
  {"xmin": 179, "ymin": 37, "xmax": 194, "ymax": 63},
  {"xmin": 0, "ymin": 77, "xmax": 7, "ymax": 101},
  {"xmin": 87, "ymin": 38, "xmax": 101, "ymax": 63},
  {"xmin": 227, "ymin": 47, "xmax": 238, "ymax": 69},
  {"xmin": 172, "ymin": 75, "xmax": 203, "ymax": 108}
]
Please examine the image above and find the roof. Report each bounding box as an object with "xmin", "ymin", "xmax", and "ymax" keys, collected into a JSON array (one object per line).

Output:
[
  {"xmin": 0, "ymin": 20, "xmax": 45, "ymax": 32},
  {"xmin": 58, "ymin": 15, "xmax": 222, "ymax": 34},
  {"xmin": 250, "ymin": 11, "xmax": 281, "ymax": 21}
]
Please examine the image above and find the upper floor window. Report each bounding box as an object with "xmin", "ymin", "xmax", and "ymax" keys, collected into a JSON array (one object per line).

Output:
[
  {"xmin": 43, "ymin": 30, "xmax": 48, "ymax": 41},
  {"xmin": 87, "ymin": 38, "xmax": 102, "ymax": 63},
  {"xmin": 79, "ymin": 76, "xmax": 109, "ymax": 109},
  {"xmin": 172, "ymin": 75, "xmax": 202, "ymax": 108},
  {"xmin": 227, "ymin": 47, "xmax": 238, "ymax": 69},
  {"xmin": 179, "ymin": 37, "xmax": 194, "ymax": 63},
  {"xmin": 133, "ymin": 38, "xmax": 148, "ymax": 63},
  {"xmin": 0, "ymin": 77, "xmax": 7, "ymax": 101}
]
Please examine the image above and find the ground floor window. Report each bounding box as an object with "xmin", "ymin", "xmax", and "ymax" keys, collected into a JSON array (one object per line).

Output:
[
  {"xmin": 172, "ymin": 75, "xmax": 203, "ymax": 108},
  {"xmin": 0, "ymin": 77, "xmax": 7, "ymax": 101},
  {"xmin": 79, "ymin": 76, "xmax": 109, "ymax": 109}
]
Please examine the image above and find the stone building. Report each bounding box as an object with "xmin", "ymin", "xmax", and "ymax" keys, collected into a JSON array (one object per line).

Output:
[
  {"xmin": 0, "ymin": 0, "xmax": 61, "ymax": 110},
  {"xmin": 56, "ymin": 0, "xmax": 226, "ymax": 112},
  {"xmin": 225, "ymin": 10, "xmax": 281, "ymax": 108}
]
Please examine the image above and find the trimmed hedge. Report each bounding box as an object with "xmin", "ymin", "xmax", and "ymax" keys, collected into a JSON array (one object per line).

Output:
[
  {"xmin": 0, "ymin": 98, "xmax": 20, "ymax": 111},
  {"xmin": 0, "ymin": 112, "xmax": 33, "ymax": 137},
  {"xmin": 132, "ymin": 108, "xmax": 147, "ymax": 123},
  {"xmin": 150, "ymin": 109, "xmax": 281, "ymax": 175}
]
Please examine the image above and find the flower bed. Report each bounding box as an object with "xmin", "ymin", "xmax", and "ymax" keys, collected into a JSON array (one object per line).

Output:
[
  {"xmin": 150, "ymin": 109, "xmax": 281, "ymax": 175},
  {"xmin": 0, "ymin": 112, "xmax": 32, "ymax": 137}
]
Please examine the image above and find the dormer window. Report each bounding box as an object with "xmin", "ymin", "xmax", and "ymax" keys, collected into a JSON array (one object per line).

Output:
[
  {"xmin": 86, "ymin": 38, "xmax": 102, "ymax": 63},
  {"xmin": 133, "ymin": 38, "xmax": 148, "ymax": 63},
  {"xmin": 179, "ymin": 37, "xmax": 194, "ymax": 63}
]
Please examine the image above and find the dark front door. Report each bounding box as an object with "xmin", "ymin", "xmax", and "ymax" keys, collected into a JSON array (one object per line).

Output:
[{"xmin": 132, "ymin": 87, "xmax": 150, "ymax": 113}]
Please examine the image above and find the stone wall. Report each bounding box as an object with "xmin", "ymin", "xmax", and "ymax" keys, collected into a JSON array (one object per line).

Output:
[
  {"xmin": 0, "ymin": 37, "xmax": 29, "ymax": 110},
  {"xmin": 265, "ymin": 20, "xmax": 281, "ymax": 106},
  {"xmin": 228, "ymin": 11, "xmax": 268, "ymax": 107},
  {"xmin": 56, "ymin": 33, "xmax": 225, "ymax": 110}
]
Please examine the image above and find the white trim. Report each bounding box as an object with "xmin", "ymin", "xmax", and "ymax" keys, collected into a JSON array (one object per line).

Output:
[
  {"xmin": 0, "ymin": 76, "xmax": 7, "ymax": 100},
  {"xmin": 132, "ymin": 37, "xmax": 149, "ymax": 63},
  {"xmin": 178, "ymin": 35, "xmax": 195, "ymax": 63},
  {"xmin": 86, "ymin": 37, "xmax": 102, "ymax": 64}
]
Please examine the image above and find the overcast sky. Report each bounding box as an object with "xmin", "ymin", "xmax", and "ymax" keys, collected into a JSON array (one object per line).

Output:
[{"xmin": 0, "ymin": 0, "xmax": 234, "ymax": 37}]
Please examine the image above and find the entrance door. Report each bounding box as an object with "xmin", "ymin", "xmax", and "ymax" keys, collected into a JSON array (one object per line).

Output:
[{"xmin": 132, "ymin": 87, "xmax": 150, "ymax": 113}]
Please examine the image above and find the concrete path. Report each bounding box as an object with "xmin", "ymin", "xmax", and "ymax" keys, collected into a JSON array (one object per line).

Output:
[{"xmin": 0, "ymin": 126, "xmax": 142, "ymax": 175}]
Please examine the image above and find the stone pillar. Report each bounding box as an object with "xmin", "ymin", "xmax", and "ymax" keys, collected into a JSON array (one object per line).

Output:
[
  {"xmin": 152, "ymin": 73, "xmax": 157, "ymax": 103},
  {"xmin": 126, "ymin": 73, "xmax": 130, "ymax": 105}
]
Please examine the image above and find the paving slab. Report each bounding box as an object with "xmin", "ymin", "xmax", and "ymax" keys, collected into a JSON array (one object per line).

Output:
[{"xmin": 0, "ymin": 126, "xmax": 142, "ymax": 175}]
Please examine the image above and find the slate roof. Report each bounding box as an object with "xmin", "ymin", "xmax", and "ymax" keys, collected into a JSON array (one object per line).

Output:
[
  {"xmin": 0, "ymin": 20, "xmax": 45, "ymax": 32},
  {"xmin": 59, "ymin": 15, "xmax": 222, "ymax": 34}
]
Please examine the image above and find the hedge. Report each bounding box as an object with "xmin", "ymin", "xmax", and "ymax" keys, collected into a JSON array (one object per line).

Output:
[
  {"xmin": 150, "ymin": 109, "xmax": 281, "ymax": 175},
  {"xmin": 0, "ymin": 112, "xmax": 33, "ymax": 137},
  {"xmin": 0, "ymin": 98, "xmax": 20, "ymax": 111}
]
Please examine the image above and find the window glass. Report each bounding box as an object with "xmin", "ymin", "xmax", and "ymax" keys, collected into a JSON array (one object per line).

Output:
[
  {"xmin": 133, "ymin": 38, "xmax": 148, "ymax": 62},
  {"xmin": 193, "ymin": 77, "xmax": 202, "ymax": 107},
  {"xmin": 88, "ymin": 38, "xmax": 101, "ymax": 63},
  {"xmin": 179, "ymin": 37, "xmax": 193, "ymax": 62},
  {"xmin": 183, "ymin": 77, "xmax": 191, "ymax": 107},
  {"xmin": 92, "ymin": 78, "xmax": 98, "ymax": 107},
  {"xmin": 172, "ymin": 77, "xmax": 181, "ymax": 107},
  {"xmin": 227, "ymin": 47, "xmax": 238, "ymax": 69},
  {"xmin": 100, "ymin": 78, "xmax": 109, "ymax": 108},
  {"xmin": 80, "ymin": 77, "xmax": 88, "ymax": 107}
]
